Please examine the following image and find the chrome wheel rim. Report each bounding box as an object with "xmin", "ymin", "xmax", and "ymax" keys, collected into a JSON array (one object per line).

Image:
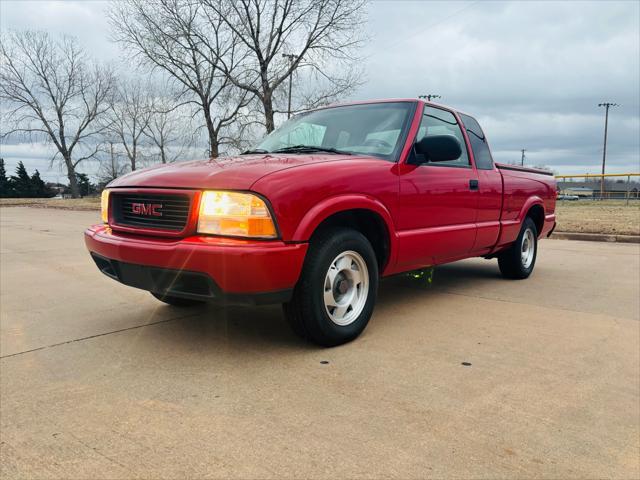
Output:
[
  {"xmin": 323, "ymin": 250, "xmax": 369, "ymax": 326},
  {"xmin": 521, "ymin": 228, "xmax": 535, "ymax": 269}
]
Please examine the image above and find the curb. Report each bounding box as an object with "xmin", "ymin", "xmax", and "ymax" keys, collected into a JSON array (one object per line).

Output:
[{"xmin": 550, "ymin": 232, "xmax": 640, "ymax": 244}]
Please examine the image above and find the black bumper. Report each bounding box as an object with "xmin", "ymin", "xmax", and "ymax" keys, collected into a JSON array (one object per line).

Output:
[{"xmin": 90, "ymin": 253, "xmax": 292, "ymax": 306}]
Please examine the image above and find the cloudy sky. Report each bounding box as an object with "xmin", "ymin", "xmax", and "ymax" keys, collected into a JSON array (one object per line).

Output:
[{"xmin": 1, "ymin": 0, "xmax": 639, "ymax": 182}]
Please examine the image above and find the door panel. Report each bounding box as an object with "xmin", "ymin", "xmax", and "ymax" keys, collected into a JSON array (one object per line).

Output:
[
  {"xmin": 397, "ymin": 165, "xmax": 478, "ymax": 268},
  {"xmin": 396, "ymin": 105, "xmax": 479, "ymax": 269}
]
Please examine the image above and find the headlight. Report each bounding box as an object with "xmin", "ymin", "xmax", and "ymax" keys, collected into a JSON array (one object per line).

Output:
[
  {"xmin": 101, "ymin": 189, "xmax": 110, "ymax": 223},
  {"xmin": 197, "ymin": 191, "xmax": 277, "ymax": 238}
]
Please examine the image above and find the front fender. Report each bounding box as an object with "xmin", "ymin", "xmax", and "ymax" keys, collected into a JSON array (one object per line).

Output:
[{"xmin": 292, "ymin": 194, "xmax": 399, "ymax": 273}]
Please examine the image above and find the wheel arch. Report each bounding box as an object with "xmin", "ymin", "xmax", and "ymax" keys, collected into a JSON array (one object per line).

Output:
[
  {"xmin": 521, "ymin": 198, "xmax": 545, "ymax": 236},
  {"xmin": 292, "ymin": 195, "xmax": 398, "ymax": 273}
]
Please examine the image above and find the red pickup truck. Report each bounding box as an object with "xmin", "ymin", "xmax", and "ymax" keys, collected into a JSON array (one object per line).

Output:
[{"xmin": 86, "ymin": 99, "xmax": 556, "ymax": 346}]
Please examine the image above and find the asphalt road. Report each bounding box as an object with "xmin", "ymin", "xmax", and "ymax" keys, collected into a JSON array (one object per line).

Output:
[{"xmin": 1, "ymin": 207, "xmax": 639, "ymax": 479}]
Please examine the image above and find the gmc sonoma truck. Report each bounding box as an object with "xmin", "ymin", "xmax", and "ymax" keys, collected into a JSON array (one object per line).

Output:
[{"xmin": 86, "ymin": 99, "xmax": 556, "ymax": 346}]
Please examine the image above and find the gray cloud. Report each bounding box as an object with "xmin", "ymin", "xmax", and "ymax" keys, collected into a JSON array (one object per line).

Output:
[
  {"xmin": 0, "ymin": 1, "xmax": 117, "ymax": 60},
  {"xmin": 358, "ymin": 0, "xmax": 639, "ymax": 173}
]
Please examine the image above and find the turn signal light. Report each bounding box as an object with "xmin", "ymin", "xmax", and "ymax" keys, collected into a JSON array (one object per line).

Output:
[{"xmin": 101, "ymin": 189, "xmax": 110, "ymax": 223}]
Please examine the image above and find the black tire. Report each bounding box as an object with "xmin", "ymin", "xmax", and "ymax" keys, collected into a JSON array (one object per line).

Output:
[
  {"xmin": 151, "ymin": 292, "xmax": 205, "ymax": 307},
  {"xmin": 498, "ymin": 217, "xmax": 538, "ymax": 279},
  {"xmin": 283, "ymin": 227, "xmax": 379, "ymax": 347}
]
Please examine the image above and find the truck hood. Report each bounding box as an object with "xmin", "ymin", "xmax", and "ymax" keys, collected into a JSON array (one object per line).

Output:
[{"xmin": 108, "ymin": 153, "xmax": 356, "ymax": 190}]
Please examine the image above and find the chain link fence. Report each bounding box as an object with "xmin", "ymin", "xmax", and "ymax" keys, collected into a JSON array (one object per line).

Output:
[{"xmin": 555, "ymin": 173, "xmax": 640, "ymax": 205}]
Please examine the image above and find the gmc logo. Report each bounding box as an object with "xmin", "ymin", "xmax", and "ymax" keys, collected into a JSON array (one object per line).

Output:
[{"xmin": 131, "ymin": 203, "xmax": 163, "ymax": 216}]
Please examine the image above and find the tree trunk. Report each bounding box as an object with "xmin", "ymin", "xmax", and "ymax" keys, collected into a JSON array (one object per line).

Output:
[
  {"xmin": 203, "ymin": 106, "xmax": 219, "ymax": 158},
  {"xmin": 131, "ymin": 142, "xmax": 137, "ymax": 171},
  {"xmin": 262, "ymin": 91, "xmax": 275, "ymax": 133},
  {"xmin": 209, "ymin": 136, "xmax": 219, "ymax": 158},
  {"xmin": 65, "ymin": 156, "xmax": 80, "ymax": 198}
]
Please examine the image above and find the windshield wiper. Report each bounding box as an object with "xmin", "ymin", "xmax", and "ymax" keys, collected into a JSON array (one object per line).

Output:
[
  {"xmin": 242, "ymin": 148, "xmax": 270, "ymax": 155},
  {"xmin": 272, "ymin": 145, "xmax": 353, "ymax": 155}
]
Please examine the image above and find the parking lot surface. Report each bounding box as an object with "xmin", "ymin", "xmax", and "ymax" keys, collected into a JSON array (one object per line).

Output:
[{"xmin": 1, "ymin": 207, "xmax": 639, "ymax": 479}]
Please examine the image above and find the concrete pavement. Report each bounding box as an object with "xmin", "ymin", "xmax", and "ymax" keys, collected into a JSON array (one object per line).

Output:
[{"xmin": 1, "ymin": 207, "xmax": 639, "ymax": 479}]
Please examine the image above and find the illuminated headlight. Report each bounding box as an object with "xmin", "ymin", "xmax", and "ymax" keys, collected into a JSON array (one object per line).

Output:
[
  {"xmin": 197, "ymin": 191, "xmax": 277, "ymax": 238},
  {"xmin": 101, "ymin": 189, "xmax": 110, "ymax": 223}
]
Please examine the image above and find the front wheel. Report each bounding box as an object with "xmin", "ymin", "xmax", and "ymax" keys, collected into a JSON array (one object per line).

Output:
[
  {"xmin": 498, "ymin": 217, "xmax": 538, "ymax": 279},
  {"xmin": 283, "ymin": 227, "xmax": 379, "ymax": 347}
]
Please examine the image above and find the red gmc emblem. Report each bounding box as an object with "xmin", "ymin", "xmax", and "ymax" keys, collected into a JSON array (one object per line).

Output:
[{"xmin": 131, "ymin": 203, "xmax": 163, "ymax": 216}]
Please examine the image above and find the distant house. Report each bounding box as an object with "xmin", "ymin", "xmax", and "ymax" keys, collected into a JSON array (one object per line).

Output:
[
  {"xmin": 557, "ymin": 178, "xmax": 640, "ymax": 199},
  {"xmin": 561, "ymin": 186, "xmax": 594, "ymax": 197}
]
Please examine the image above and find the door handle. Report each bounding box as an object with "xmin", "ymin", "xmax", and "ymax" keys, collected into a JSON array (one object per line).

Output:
[{"xmin": 469, "ymin": 179, "xmax": 479, "ymax": 191}]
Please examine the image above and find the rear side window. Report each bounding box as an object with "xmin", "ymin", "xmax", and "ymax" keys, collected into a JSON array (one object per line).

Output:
[
  {"xmin": 414, "ymin": 106, "xmax": 470, "ymax": 167},
  {"xmin": 459, "ymin": 113, "xmax": 494, "ymax": 170}
]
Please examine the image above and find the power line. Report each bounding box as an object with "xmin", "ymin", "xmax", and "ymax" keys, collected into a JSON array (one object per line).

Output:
[{"xmin": 377, "ymin": 1, "xmax": 480, "ymax": 54}]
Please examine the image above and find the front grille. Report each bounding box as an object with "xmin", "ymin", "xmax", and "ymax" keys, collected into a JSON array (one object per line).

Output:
[{"xmin": 111, "ymin": 193, "xmax": 191, "ymax": 231}]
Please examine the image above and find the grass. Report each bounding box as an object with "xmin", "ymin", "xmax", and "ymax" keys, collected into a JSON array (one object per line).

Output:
[
  {"xmin": 0, "ymin": 197, "xmax": 100, "ymax": 210},
  {"xmin": 2, "ymin": 197, "xmax": 639, "ymax": 236},
  {"xmin": 555, "ymin": 200, "xmax": 640, "ymax": 236}
]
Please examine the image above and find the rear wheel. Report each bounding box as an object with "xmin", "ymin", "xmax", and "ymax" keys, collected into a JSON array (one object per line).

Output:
[
  {"xmin": 498, "ymin": 217, "xmax": 538, "ymax": 279},
  {"xmin": 283, "ymin": 227, "xmax": 379, "ymax": 347},
  {"xmin": 151, "ymin": 292, "xmax": 205, "ymax": 307}
]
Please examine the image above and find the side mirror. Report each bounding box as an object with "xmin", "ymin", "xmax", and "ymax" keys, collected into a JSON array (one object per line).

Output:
[{"xmin": 413, "ymin": 135, "xmax": 462, "ymax": 163}]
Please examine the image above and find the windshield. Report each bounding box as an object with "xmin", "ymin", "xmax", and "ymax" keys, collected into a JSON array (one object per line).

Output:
[{"xmin": 253, "ymin": 102, "xmax": 415, "ymax": 161}]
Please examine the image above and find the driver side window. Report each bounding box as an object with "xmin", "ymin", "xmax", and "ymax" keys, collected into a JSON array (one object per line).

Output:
[
  {"xmin": 415, "ymin": 107, "xmax": 470, "ymax": 167},
  {"xmin": 362, "ymin": 129, "xmax": 401, "ymax": 155}
]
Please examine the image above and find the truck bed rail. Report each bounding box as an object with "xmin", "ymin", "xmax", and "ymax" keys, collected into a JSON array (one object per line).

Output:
[{"xmin": 496, "ymin": 163, "xmax": 555, "ymax": 176}]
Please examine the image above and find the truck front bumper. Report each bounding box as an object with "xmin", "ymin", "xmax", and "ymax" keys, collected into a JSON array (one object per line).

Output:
[{"xmin": 84, "ymin": 225, "xmax": 308, "ymax": 305}]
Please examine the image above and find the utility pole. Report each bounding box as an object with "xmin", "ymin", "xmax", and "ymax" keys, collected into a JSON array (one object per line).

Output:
[
  {"xmin": 598, "ymin": 102, "xmax": 619, "ymax": 199},
  {"xmin": 418, "ymin": 94, "xmax": 441, "ymax": 102},
  {"xmin": 520, "ymin": 149, "xmax": 526, "ymax": 166},
  {"xmin": 282, "ymin": 53, "xmax": 297, "ymax": 119}
]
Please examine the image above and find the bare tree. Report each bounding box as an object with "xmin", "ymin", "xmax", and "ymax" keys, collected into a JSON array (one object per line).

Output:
[
  {"xmin": 282, "ymin": 64, "xmax": 362, "ymax": 115},
  {"xmin": 205, "ymin": 0, "xmax": 367, "ymax": 133},
  {"xmin": 109, "ymin": 0, "xmax": 250, "ymax": 158},
  {"xmin": 0, "ymin": 31, "xmax": 114, "ymax": 197},
  {"xmin": 144, "ymin": 95, "xmax": 196, "ymax": 164},
  {"xmin": 103, "ymin": 78, "xmax": 153, "ymax": 171},
  {"xmin": 98, "ymin": 141, "xmax": 129, "ymax": 185}
]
